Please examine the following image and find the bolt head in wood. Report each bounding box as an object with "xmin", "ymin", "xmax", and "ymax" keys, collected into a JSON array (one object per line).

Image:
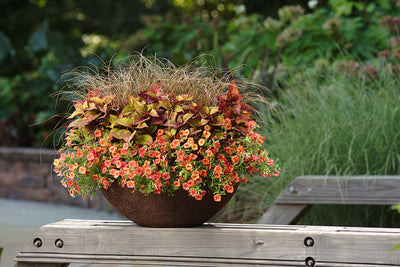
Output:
[
  {"xmin": 304, "ymin": 237, "xmax": 314, "ymax": 247},
  {"xmin": 33, "ymin": 238, "xmax": 42, "ymax": 248},
  {"xmin": 55, "ymin": 239, "xmax": 64, "ymax": 248}
]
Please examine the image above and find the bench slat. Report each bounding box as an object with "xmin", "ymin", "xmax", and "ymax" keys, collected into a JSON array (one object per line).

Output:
[
  {"xmin": 14, "ymin": 219, "xmax": 400, "ymax": 266},
  {"xmin": 275, "ymin": 176, "xmax": 400, "ymax": 205}
]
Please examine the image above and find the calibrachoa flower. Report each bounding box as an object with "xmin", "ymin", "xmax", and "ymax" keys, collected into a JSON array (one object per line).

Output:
[{"xmin": 54, "ymin": 80, "xmax": 280, "ymax": 201}]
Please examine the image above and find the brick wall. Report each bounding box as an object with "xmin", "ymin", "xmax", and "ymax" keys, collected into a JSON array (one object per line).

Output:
[{"xmin": 0, "ymin": 147, "xmax": 110, "ymax": 210}]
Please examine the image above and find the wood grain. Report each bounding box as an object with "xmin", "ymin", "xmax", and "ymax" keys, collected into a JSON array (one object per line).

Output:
[{"xmin": 14, "ymin": 219, "xmax": 400, "ymax": 266}]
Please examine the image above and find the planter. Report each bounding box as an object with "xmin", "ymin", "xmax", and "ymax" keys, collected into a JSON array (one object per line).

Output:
[{"xmin": 101, "ymin": 182, "xmax": 235, "ymax": 227}]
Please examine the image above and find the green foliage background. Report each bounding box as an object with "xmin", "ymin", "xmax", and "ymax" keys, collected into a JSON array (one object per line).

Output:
[{"xmin": 2, "ymin": 0, "xmax": 400, "ymax": 226}]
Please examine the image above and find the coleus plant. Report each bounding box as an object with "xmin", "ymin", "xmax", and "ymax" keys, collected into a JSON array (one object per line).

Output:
[{"xmin": 54, "ymin": 74, "xmax": 280, "ymax": 202}]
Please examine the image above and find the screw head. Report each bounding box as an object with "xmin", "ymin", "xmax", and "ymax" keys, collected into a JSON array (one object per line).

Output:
[
  {"xmin": 33, "ymin": 238, "xmax": 42, "ymax": 248},
  {"xmin": 304, "ymin": 237, "xmax": 314, "ymax": 247},
  {"xmin": 55, "ymin": 239, "xmax": 64, "ymax": 248},
  {"xmin": 305, "ymin": 257, "xmax": 315, "ymax": 267}
]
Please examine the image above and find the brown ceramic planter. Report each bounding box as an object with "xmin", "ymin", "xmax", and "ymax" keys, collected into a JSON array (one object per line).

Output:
[{"xmin": 101, "ymin": 182, "xmax": 235, "ymax": 227}]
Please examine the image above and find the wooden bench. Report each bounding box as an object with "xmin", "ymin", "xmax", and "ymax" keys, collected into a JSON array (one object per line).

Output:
[
  {"xmin": 13, "ymin": 219, "xmax": 400, "ymax": 266},
  {"xmin": 258, "ymin": 175, "xmax": 400, "ymax": 224}
]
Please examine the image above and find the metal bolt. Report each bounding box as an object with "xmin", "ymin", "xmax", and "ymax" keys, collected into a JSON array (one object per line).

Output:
[
  {"xmin": 305, "ymin": 257, "xmax": 315, "ymax": 267},
  {"xmin": 288, "ymin": 185, "xmax": 295, "ymax": 193},
  {"xmin": 255, "ymin": 240, "xmax": 265, "ymax": 248},
  {"xmin": 304, "ymin": 237, "xmax": 314, "ymax": 247},
  {"xmin": 33, "ymin": 238, "xmax": 42, "ymax": 248},
  {"xmin": 307, "ymin": 187, "xmax": 313, "ymax": 193},
  {"xmin": 55, "ymin": 239, "xmax": 64, "ymax": 248}
]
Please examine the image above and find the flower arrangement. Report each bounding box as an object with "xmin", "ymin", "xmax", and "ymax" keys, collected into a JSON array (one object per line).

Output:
[{"xmin": 53, "ymin": 55, "xmax": 280, "ymax": 202}]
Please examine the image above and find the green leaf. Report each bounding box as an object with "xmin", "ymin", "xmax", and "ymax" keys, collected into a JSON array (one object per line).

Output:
[
  {"xmin": 116, "ymin": 117, "xmax": 134, "ymax": 127},
  {"xmin": 133, "ymin": 99, "xmax": 146, "ymax": 114},
  {"xmin": 135, "ymin": 133, "xmax": 152, "ymax": 145},
  {"xmin": 28, "ymin": 20, "xmax": 49, "ymax": 52},
  {"xmin": 0, "ymin": 32, "xmax": 13, "ymax": 60},
  {"xmin": 182, "ymin": 113, "xmax": 193, "ymax": 123},
  {"xmin": 148, "ymin": 108, "xmax": 159, "ymax": 117},
  {"xmin": 135, "ymin": 122, "xmax": 148, "ymax": 129},
  {"xmin": 121, "ymin": 104, "xmax": 134, "ymax": 115},
  {"xmin": 174, "ymin": 105, "xmax": 184, "ymax": 112},
  {"xmin": 110, "ymin": 128, "xmax": 134, "ymax": 143}
]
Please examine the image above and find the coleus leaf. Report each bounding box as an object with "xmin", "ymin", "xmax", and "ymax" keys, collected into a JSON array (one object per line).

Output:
[
  {"xmin": 134, "ymin": 133, "xmax": 153, "ymax": 145},
  {"xmin": 116, "ymin": 117, "xmax": 134, "ymax": 127},
  {"xmin": 121, "ymin": 104, "xmax": 134, "ymax": 115},
  {"xmin": 87, "ymin": 88, "xmax": 103, "ymax": 98},
  {"xmin": 151, "ymin": 83, "xmax": 162, "ymax": 94},
  {"xmin": 176, "ymin": 94, "xmax": 193, "ymax": 101},
  {"xmin": 148, "ymin": 109, "xmax": 159, "ymax": 117},
  {"xmin": 110, "ymin": 128, "xmax": 135, "ymax": 143},
  {"xmin": 228, "ymin": 80, "xmax": 239, "ymax": 99},
  {"xmin": 173, "ymin": 105, "xmax": 184, "ymax": 113},
  {"xmin": 135, "ymin": 122, "xmax": 148, "ymax": 129},
  {"xmin": 67, "ymin": 107, "xmax": 84, "ymax": 119}
]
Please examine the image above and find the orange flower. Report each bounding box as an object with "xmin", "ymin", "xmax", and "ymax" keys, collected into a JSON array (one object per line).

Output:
[
  {"xmin": 94, "ymin": 129, "xmax": 102, "ymax": 137},
  {"xmin": 173, "ymin": 180, "xmax": 181, "ymax": 187},
  {"xmin": 170, "ymin": 139, "xmax": 180, "ymax": 149},
  {"xmin": 213, "ymin": 194, "xmax": 222, "ymax": 202},
  {"xmin": 236, "ymin": 145, "xmax": 244, "ymax": 154},
  {"xmin": 204, "ymin": 125, "xmax": 211, "ymax": 131},
  {"xmin": 214, "ymin": 165, "xmax": 223, "ymax": 178},
  {"xmin": 144, "ymin": 167, "xmax": 153, "ymax": 177},
  {"xmin": 185, "ymin": 162, "xmax": 193, "ymax": 171},
  {"xmin": 191, "ymin": 144, "xmax": 198, "ymax": 150},
  {"xmin": 99, "ymin": 138, "xmax": 107, "ymax": 147},
  {"xmin": 127, "ymin": 180, "xmax": 135, "ymax": 188},
  {"xmin": 213, "ymin": 141, "xmax": 220, "ymax": 150},
  {"xmin": 224, "ymin": 184, "xmax": 234, "ymax": 193},
  {"xmin": 202, "ymin": 130, "xmax": 211, "ymax": 139},
  {"xmin": 224, "ymin": 118, "xmax": 232, "ymax": 130},
  {"xmin": 191, "ymin": 170, "xmax": 200, "ymax": 180},
  {"xmin": 200, "ymin": 169, "xmax": 207, "ymax": 177},
  {"xmin": 92, "ymin": 174, "xmax": 99, "ymax": 180},
  {"xmin": 231, "ymin": 155, "xmax": 240, "ymax": 165},
  {"xmin": 53, "ymin": 159, "xmax": 60, "ymax": 166},
  {"xmin": 206, "ymin": 148, "xmax": 214, "ymax": 157},
  {"xmin": 157, "ymin": 129, "xmax": 164, "ymax": 136},
  {"xmin": 76, "ymin": 148, "xmax": 83, "ymax": 157},
  {"xmin": 123, "ymin": 143, "xmax": 129, "ymax": 150},
  {"xmin": 101, "ymin": 177, "xmax": 109, "ymax": 190},
  {"xmin": 109, "ymin": 145, "xmax": 117, "ymax": 153},
  {"xmin": 176, "ymin": 150, "xmax": 185, "ymax": 162},
  {"xmin": 79, "ymin": 166, "xmax": 86, "ymax": 174},
  {"xmin": 198, "ymin": 139, "xmax": 205, "ymax": 146}
]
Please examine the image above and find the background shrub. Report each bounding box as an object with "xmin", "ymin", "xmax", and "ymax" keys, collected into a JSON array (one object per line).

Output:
[{"xmin": 216, "ymin": 65, "xmax": 400, "ymax": 226}]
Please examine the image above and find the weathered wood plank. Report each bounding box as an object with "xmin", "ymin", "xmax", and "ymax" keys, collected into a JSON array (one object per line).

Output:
[
  {"xmin": 14, "ymin": 219, "xmax": 400, "ymax": 266},
  {"xmin": 13, "ymin": 263, "xmax": 69, "ymax": 267},
  {"xmin": 257, "ymin": 204, "xmax": 311, "ymax": 224},
  {"xmin": 275, "ymin": 176, "xmax": 400, "ymax": 205}
]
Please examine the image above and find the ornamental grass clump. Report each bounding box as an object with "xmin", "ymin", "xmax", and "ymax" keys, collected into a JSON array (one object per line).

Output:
[{"xmin": 53, "ymin": 55, "xmax": 280, "ymax": 201}]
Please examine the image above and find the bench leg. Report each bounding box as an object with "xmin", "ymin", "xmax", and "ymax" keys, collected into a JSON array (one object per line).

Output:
[{"xmin": 257, "ymin": 204, "xmax": 311, "ymax": 224}]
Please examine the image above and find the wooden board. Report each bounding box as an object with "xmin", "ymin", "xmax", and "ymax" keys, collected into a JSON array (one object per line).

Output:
[
  {"xmin": 257, "ymin": 204, "xmax": 310, "ymax": 225},
  {"xmin": 275, "ymin": 176, "xmax": 400, "ymax": 205},
  {"xmin": 14, "ymin": 219, "xmax": 400, "ymax": 266}
]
